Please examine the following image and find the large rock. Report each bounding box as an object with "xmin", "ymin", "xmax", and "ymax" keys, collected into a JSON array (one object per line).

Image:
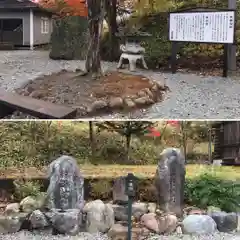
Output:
[
  {"xmin": 182, "ymin": 215, "xmax": 217, "ymax": 234},
  {"xmin": 4, "ymin": 203, "xmax": 20, "ymax": 215},
  {"xmin": 154, "ymin": 148, "xmax": 186, "ymax": 217},
  {"xmin": 83, "ymin": 200, "xmax": 114, "ymax": 233},
  {"xmin": 45, "ymin": 209, "xmax": 82, "ymax": 235},
  {"xmin": 0, "ymin": 213, "xmax": 28, "ymax": 234},
  {"xmin": 46, "ymin": 155, "xmax": 84, "ymax": 210},
  {"xmin": 140, "ymin": 213, "xmax": 177, "ymax": 234},
  {"xmin": 112, "ymin": 177, "xmax": 128, "ymax": 205},
  {"xmin": 20, "ymin": 196, "xmax": 39, "ymax": 213},
  {"xmin": 108, "ymin": 223, "xmax": 150, "ymax": 240},
  {"xmin": 210, "ymin": 211, "xmax": 238, "ymax": 232},
  {"xmin": 20, "ymin": 193, "xmax": 47, "ymax": 213},
  {"xmin": 111, "ymin": 202, "xmax": 148, "ymax": 221},
  {"xmin": 29, "ymin": 210, "xmax": 49, "ymax": 229}
]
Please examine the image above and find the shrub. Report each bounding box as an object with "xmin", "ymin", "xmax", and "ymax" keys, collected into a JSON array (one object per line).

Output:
[
  {"xmin": 185, "ymin": 173, "xmax": 240, "ymax": 212},
  {"xmin": 13, "ymin": 179, "xmax": 42, "ymax": 201},
  {"xmin": 49, "ymin": 16, "xmax": 89, "ymax": 60},
  {"xmin": 134, "ymin": 13, "xmax": 171, "ymax": 69}
]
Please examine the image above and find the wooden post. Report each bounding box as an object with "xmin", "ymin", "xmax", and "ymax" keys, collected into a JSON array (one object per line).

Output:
[{"xmin": 228, "ymin": 0, "xmax": 237, "ymax": 75}]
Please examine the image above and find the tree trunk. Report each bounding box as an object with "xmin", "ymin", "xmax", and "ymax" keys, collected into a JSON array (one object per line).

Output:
[
  {"xmin": 125, "ymin": 122, "xmax": 132, "ymax": 161},
  {"xmin": 125, "ymin": 134, "xmax": 131, "ymax": 161},
  {"xmin": 85, "ymin": 0, "xmax": 105, "ymax": 79},
  {"xmin": 105, "ymin": 0, "xmax": 119, "ymax": 61},
  {"xmin": 89, "ymin": 121, "xmax": 95, "ymax": 159},
  {"xmin": 180, "ymin": 121, "xmax": 187, "ymax": 163}
]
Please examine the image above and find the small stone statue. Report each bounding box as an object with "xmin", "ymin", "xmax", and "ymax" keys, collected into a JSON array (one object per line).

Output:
[
  {"xmin": 46, "ymin": 155, "xmax": 84, "ymax": 211},
  {"xmin": 154, "ymin": 148, "xmax": 186, "ymax": 217}
]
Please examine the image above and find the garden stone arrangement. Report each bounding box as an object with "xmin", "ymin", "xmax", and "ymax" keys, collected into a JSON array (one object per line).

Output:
[{"xmin": 0, "ymin": 151, "xmax": 239, "ymax": 240}]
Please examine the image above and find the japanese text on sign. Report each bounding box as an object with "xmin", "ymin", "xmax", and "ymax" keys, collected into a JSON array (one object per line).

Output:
[{"xmin": 169, "ymin": 11, "xmax": 235, "ymax": 43}]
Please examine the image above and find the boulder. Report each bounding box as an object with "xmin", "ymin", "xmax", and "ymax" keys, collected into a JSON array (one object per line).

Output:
[
  {"xmin": 134, "ymin": 96, "xmax": 154, "ymax": 106},
  {"xmin": 112, "ymin": 177, "xmax": 128, "ymax": 205},
  {"xmin": 210, "ymin": 211, "xmax": 238, "ymax": 232},
  {"xmin": 182, "ymin": 215, "xmax": 217, "ymax": 234},
  {"xmin": 4, "ymin": 203, "xmax": 20, "ymax": 215},
  {"xmin": 155, "ymin": 148, "xmax": 186, "ymax": 217},
  {"xmin": 147, "ymin": 203, "xmax": 157, "ymax": 213},
  {"xmin": 0, "ymin": 213, "xmax": 28, "ymax": 234},
  {"xmin": 83, "ymin": 200, "xmax": 114, "ymax": 233},
  {"xmin": 109, "ymin": 97, "xmax": 124, "ymax": 108},
  {"xmin": 46, "ymin": 155, "xmax": 84, "ymax": 210},
  {"xmin": 124, "ymin": 98, "xmax": 136, "ymax": 108},
  {"xmin": 108, "ymin": 223, "xmax": 150, "ymax": 240},
  {"xmin": 111, "ymin": 202, "xmax": 148, "ymax": 222},
  {"xmin": 46, "ymin": 209, "xmax": 82, "ymax": 235},
  {"xmin": 137, "ymin": 90, "xmax": 147, "ymax": 98},
  {"xmin": 29, "ymin": 210, "xmax": 49, "ymax": 229},
  {"xmin": 20, "ymin": 196, "xmax": 39, "ymax": 213},
  {"xmin": 140, "ymin": 213, "xmax": 177, "ymax": 234},
  {"xmin": 111, "ymin": 204, "xmax": 128, "ymax": 221},
  {"xmin": 132, "ymin": 202, "xmax": 148, "ymax": 221},
  {"xmin": 90, "ymin": 100, "xmax": 108, "ymax": 112}
]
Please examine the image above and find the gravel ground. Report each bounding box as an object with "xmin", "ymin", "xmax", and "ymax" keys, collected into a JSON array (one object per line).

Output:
[
  {"xmin": 0, "ymin": 230, "xmax": 239, "ymax": 240},
  {"xmin": 1, "ymin": 50, "xmax": 240, "ymax": 119}
]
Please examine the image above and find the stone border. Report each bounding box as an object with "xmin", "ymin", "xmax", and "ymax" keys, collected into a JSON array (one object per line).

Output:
[{"xmin": 87, "ymin": 80, "xmax": 168, "ymax": 115}]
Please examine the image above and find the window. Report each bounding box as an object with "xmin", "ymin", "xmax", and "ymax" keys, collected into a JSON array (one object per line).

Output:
[{"xmin": 41, "ymin": 17, "xmax": 49, "ymax": 34}]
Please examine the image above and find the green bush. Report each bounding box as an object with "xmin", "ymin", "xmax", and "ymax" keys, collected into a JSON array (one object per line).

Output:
[
  {"xmin": 49, "ymin": 16, "xmax": 89, "ymax": 60},
  {"xmin": 13, "ymin": 179, "xmax": 42, "ymax": 201},
  {"xmin": 132, "ymin": 13, "xmax": 171, "ymax": 69},
  {"xmin": 0, "ymin": 122, "xmax": 219, "ymax": 167},
  {"xmin": 185, "ymin": 173, "xmax": 240, "ymax": 212}
]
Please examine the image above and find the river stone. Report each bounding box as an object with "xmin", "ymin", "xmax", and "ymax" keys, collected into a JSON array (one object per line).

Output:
[
  {"xmin": 112, "ymin": 177, "xmax": 128, "ymax": 205},
  {"xmin": 141, "ymin": 212, "xmax": 178, "ymax": 234},
  {"xmin": 210, "ymin": 211, "xmax": 238, "ymax": 232},
  {"xmin": 4, "ymin": 203, "xmax": 20, "ymax": 215},
  {"xmin": 29, "ymin": 210, "xmax": 49, "ymax": 229},
  {"xmin": 109, "ymin": 97, "xmax": 124, "ymax": 108},
  {"xmin": 46, "ymin": 155, "xmax": 84, "ymax": 210},
  {"xmin": 108, "ymin": 223, "xmax": 150, "ymax": 240},
  {"xmin": 154, "ymin": 148, "xmax": 186, "ymax": 217},
  {"xmin": 0, "ymin": 213, "xmax": 28, "ymax": 234},
  {"xmin": 47, "ymin": 209, "xmax": 82, "ymax": 235},
  {"xmin": 182, "ymin": 215, "xmax": 217, "ymax": 234},
  {"xmin": 111, "ymin": 202, "xmax": 148, "ymax": 222},
  {"xmin": 134, "ymin": 96, "xmax": 153, "ymax": 105},
  {"xmin": 83, "ymin": 200, "xmax": 114, "ymax": 233},
  {"xmin": 20, "ymin": 196, "xmax": 39, "ymax": 213}
]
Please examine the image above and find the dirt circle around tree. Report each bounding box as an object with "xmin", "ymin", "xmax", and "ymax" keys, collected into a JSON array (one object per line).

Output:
[{"xmin": 16, "ymin": 70, "xmax": 169, "ymax": 118}]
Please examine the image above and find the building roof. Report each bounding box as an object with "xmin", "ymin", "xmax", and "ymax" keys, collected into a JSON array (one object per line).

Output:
[{"xmin": 0, "ymin": 0, "xmax": 44, "ymax": 10}]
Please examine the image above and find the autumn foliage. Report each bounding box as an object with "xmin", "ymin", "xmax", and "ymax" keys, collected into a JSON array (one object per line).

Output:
[{"xmin": 38, "ymin": 0, "xmax": 88, "ymax": 17}]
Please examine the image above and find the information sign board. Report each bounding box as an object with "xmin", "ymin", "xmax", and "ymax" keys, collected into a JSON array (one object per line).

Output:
[{"xmin": 169, "ymin": 11, "xmax": 235, "ymax": 44}]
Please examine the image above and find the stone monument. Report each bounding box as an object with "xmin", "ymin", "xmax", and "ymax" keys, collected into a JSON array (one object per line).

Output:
[
  {"xmin": 46, "ymin": 155, "xmax": 85, "ymax": 235},
  {"xmin": 112, "ymin": 176, "xmax": 128, "ymax": 205},
  {"xmin": 154, "ymin": 148, "xmax": 186, "ymax": 217},
  {"xmin": 47, "ymin": 155, "xmax": 84, "ymax": 210}
]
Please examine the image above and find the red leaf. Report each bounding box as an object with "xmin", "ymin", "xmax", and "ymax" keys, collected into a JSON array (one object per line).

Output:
[
  {"xmin": 167, "ymin": 120, "xmax": 179, "ymax": 126},
  {"xmin": 146, "ymin": 128, "xmax": 161, "ymax": 137}
]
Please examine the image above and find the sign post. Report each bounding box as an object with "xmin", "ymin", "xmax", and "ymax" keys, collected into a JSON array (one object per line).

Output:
[
  {"xmin": 228, "ymin": 0, "xmax": 237, "ymax": 75},
  {"xmin": 125, "ymin": 173, "xmax": 136, "ymax": 240},
  {"xmin": 169, "ymin": 9, "xmax": 236, "ymax": 77}
]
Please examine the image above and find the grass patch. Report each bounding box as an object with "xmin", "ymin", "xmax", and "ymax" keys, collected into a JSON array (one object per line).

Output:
[{"xmin": 0, "ymin": 164, "xmax": 239, "ymax": 181}]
